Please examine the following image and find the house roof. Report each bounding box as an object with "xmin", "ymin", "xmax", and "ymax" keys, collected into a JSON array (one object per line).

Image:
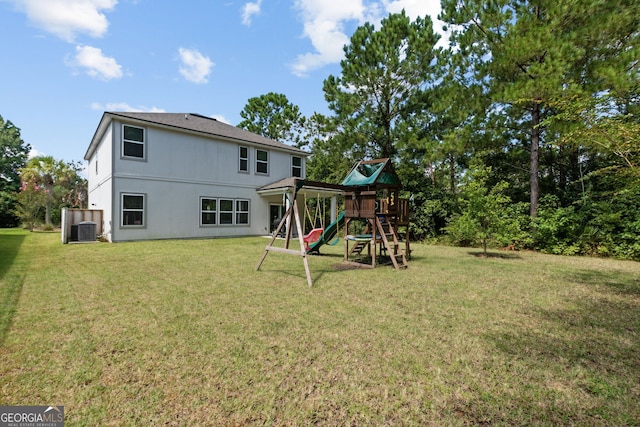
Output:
[
  {"xmin": 257, "ymin": 177, "xmax": 346, "ymax": 198},
  {"xmin": 341, "ymin": 158, "xmax": 402, "ymax": 188},
  {"xmin": 85, "ymin": 112, "xmax": 308, "ymax": 160}
]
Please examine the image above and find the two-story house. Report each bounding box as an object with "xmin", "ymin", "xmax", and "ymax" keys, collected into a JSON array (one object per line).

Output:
[{"xmin": 84, "ymin": 112, "xmax": 308, "ymax": 242}]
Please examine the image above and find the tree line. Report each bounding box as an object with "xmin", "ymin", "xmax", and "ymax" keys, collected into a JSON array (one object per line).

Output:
[
  {"xmin": 0, "ymin": 115, "xmax": 87, "ymax": 230},
  {"xmin": 2, "ymin": 1, "xmax": 637, "ymax": 258},
  {"xmin": 238, "ymin": 1, "xmax": 639, "ymax": 260}
]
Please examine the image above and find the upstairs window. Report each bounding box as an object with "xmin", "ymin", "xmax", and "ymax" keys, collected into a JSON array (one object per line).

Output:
[
  {"xmin": 256, "ymin": 149, "xmax": 269, "ymax": 174},
  {"xmin": 239, "ymin": 146, "xmax": 249, "ymax": 172},
  {"xmin": 122, "ymin": 125, "xmax": 145, "ymax": 159},
  {"xmin": 292, "ymin": 156, "xmax": 302, "ymax": 177}
]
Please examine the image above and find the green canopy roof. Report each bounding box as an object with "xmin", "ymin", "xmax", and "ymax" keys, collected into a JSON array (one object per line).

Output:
[{"xmin": 341, "ymin": 158, "xmax": 401, "ymax": 187}]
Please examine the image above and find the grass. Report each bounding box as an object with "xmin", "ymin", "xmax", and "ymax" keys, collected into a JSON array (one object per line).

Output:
[{"xmin": 1, "ymin": 229, "xmax": 639, "ymax": 426}]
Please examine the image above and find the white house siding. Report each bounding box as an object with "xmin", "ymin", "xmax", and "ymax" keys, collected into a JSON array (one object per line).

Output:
[
  {"xmin": 111, "ymin": 177, "xmax": 270, "ymax": 241},
  {"xmin": 112, "ymin": 121, "xmax": 298, "ymax": 188},
  {"xmin": 103, "ymin": 117, "xmax": 302, "ymax": 242},
  {"xmin": 86, "ymin": 125, "xmax": 114, "ymax": 240}
]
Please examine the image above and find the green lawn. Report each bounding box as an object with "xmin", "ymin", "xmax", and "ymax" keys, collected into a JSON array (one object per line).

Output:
[{"xmin": 1, "ymin": 229, "xmax": 639, "ymax": 426}]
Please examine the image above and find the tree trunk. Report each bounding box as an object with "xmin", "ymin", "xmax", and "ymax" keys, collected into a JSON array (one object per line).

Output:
[
  {"xmin": 383, "ymin": 98, "xmax": 393, "ymax": 158},
  {"xmin": 45, "ymin": 183, "xmax": 54, "ymax": 226},
  {"xmin": 449, "ymin": 153, "xmax": 456, "ymax": 195},
  {"xmin": 558, "ymin": 144, "xmax": 566, "ymax": 205},
  {"xmin": 530, "ymin": 102, "xmax": 540, "ymax": 218}
]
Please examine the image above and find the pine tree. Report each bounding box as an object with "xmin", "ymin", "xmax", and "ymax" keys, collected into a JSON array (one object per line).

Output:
[
  {"xmin": 323, "ymin": 11, "xmax": 440, "ymax": 159},
  {"xmin": 439, "ymin": 0, "xmax": 640, "ymax": 217}
]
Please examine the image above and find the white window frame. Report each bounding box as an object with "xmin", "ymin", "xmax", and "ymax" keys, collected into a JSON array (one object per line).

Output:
[
  {"xmin": 238, "ymin": 146, "xmax": 249, "ymax": 173},
  {"xmin": 200, "ymin": 197, "xmax": 217, "ymax": 226},
  {"xmin": 256, "ymin": 149, "xmax": 269, "ymax": 175},
  {"xmin": 122, "ymin": 124, "xmax": 146, "ymax": 160},
  {"xmin": 199, "ymin": 197, "xmax": 250, "ymax": 227},
  {"xmin": 219, "ymin": 199, "xmax": 234, "ymax": 225},
  {"xmin": 236, "ymin": 199, "xmax": 250, "ymax": 225},
  {"xmin": 292, "ymin": 155, "xmax": 302, "ymax": 178},
  {"xmin": 121, "ymin": 193, "xmax": 146, "ymax": 228}
]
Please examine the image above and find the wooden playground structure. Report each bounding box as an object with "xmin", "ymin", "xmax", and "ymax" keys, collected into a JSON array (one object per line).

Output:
[
  {"xmin": 342, "ymin": 159, "xmax": 410, "ymax": 270},
  {"xmin": 256, "ymin": 158, "xmax": 411, "ymax": 286}
]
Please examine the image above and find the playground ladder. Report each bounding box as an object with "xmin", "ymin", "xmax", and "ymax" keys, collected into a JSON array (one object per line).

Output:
[
  {"xmin": 349, "ymin": 240, "xmax": 368, "ymax": 256},
  {"xmin": 376, "ymin": 215, "xmax": 408, "ymax": 270}
]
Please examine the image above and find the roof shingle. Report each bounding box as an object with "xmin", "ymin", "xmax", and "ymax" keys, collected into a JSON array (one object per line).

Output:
[{"xmin": 86, "ymin": 112, "xmax": 307, "ymax": 159}]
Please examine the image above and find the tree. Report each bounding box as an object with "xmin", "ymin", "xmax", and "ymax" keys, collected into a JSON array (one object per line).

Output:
[
  {"xmin": 300, "ymin": 113, "xmax": 354, "ymax": 184},
  {"xmin": 323, "ymin": 11, "xmax": 440, "ymax": 159},
  {"xmin": 439, "ymin": 0, "xmax": 640, "ymax": 217},
  {"xmin": 13, "ymin": 179, "xmax": 46, "ymax": 231},
  {"xmin": 20, "ymin": 156, "xmax": 83, "ymax": 227},
  {"xmin": 237, "ymin": 92, "xmax": 306, "ymax": 146},
  {"xmin": 445, "ymin": 161, "xmax": 523, "ymax": 256},
  {"xmin": 0, "ymin": 115, "xmax": 31, "ymax": 226},
  {"xmin": 61, "ymin": 160, "xmax": 88, "ymax": 209},
  {"xmin": 549, "ymin": 94, "xmax": 640, "ymax": 178}
]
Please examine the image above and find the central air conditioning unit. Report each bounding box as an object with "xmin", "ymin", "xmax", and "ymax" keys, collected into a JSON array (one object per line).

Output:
[{"xmin": 77, "ymin": 221, "xmax": 97, "ymax": 242}]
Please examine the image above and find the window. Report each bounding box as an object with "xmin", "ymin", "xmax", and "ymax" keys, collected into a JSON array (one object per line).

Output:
[
  {"xmin": 292, "ymin": 156, "xmax": 302, "ymax": 177},
  {"xmin": 256, "ymin": 149, "xmax": 268, "ymax": 174},
  {"xmin": 201, "ymin": 198, "xmax": 217, "ymax": 225},
  {"xmin": 239, "ymin": 146, "xmax": 249, "ymax": 172},
  {"xmin": 122, "ymin": 125, "xmax": 145, "ymax": 159},
  {"xmin": 219, "ymin": 199, "xmax": 233, "ymax": 225},
  {"xmin": 236, "ymin": 200, "xmax": 249, "ymax": 224},
  {"xmin": 121, "ymin": 193, "xmax": 145, "ymax": 227},
  {"xmin": 200, "ymin": 197, "xmax": 250, "ymax": 226}
]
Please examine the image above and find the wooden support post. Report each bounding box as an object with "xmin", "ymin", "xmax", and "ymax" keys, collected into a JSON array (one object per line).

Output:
[
  {"xmin": 370, "ymin": 218, "xmax": 376, "ymax": 269},
  {"xmin": 343, "ymin": 218, "xmax": 350, "ymax": 261},
  {"xmin": 256, "ymin": 193, "xmax": 314, "ymax": 287},
  {"xmin": 292, "ymin": 199, "xmax": 313, "ymax": 287},
  {"xmin": 256, "ymin": 205, "xmax": 292, "ymax": 271}
]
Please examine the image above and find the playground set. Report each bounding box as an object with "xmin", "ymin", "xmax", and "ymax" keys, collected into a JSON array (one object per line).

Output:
[{"xmin": 256, "ymin": 158, "xmax": 411, "ymax": 286}]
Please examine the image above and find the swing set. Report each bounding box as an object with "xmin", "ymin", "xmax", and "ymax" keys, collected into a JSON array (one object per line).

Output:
[
  {"xmin": 302, "ymin": 194, "xmax": 340, "ymax": 251},
  {"xmin": 256, "ymin": 160, "xmax": 411, "ymax": 286},
  {"xmin": 255, "ymin": 179, "xmax": 344, "ymax": 286}
]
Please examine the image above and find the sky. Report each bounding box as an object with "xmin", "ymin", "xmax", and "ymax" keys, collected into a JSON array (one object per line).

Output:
[{"xmin": 0, "ymin": 0, "xmax": 444, "ymax": 165}]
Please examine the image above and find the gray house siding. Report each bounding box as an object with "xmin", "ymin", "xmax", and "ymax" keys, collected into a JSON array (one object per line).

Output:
[{"xmin": 85, "ymin": 112, "xmax": 306, "ymax": 242}]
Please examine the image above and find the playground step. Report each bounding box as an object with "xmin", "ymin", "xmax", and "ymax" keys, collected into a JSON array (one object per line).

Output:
[{"xmin": 350, "ymin": 241, "xmax": 367, "ymax": 255}]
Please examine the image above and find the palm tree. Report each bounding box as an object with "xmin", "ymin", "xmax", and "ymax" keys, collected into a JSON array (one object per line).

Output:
[{"xmin": 20, "ymin": 156, "xmax": 74, "ymax": 226}]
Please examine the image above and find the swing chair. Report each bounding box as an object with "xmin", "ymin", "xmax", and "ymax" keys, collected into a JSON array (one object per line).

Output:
[
  {"xmin": 303, "ymin": 194, "xmax": 340, "ymax": 252},
  {"xmin": 256, "ymin": 178, "xmax": 346, "ymax": 286},
  {"xmin": 303, "ymin": 194, "xmax": 324, "ymax": 249}
]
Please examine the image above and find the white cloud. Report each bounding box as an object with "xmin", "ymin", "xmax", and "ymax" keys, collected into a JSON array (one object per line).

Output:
[
  {"xmin": 90, "ymin": 102, "xmax": 165, "ymax": 113},
  {"xmin": 241, "ymin": 0, "xmax": 262, "ymax": 26},
  {"xmin": 290, "ymin": 0, "xmax": 446, "ymax": 76},
  {"xmin": 290, "ymin": 0, "xmax": 368, "ymax": 77},
  {"xmin": 66, "ymin": 45, "xmax": 123, "ymax": 80},
  {"xmin": 211, "ymin": 114, "xmax": 231, "ymax": 124},
  {"xmin": 178, "ymin": 48, "xmax": 214, "ymax": 84},
  {"xmin": 28, "ymin": 147, "xmax": 45, "ymax": 158},
  {"xmin": 9, "ymin": 0, "xmax": 117, "ymax": 42},
  {"xmin": 382, "ymin": 0, "xmax": 436, "ymax": 18},
  {"xmin": 382, "ymin": 0, "xmax": 448, "ymax": 47}
]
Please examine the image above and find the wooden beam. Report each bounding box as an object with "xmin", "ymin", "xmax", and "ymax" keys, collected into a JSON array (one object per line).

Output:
[
  {"xmin": 293, "ymin": 199, "xmax": 313, "ymax": 287},
  {"xmin": 265, "ymin": 246, "xmax": 304, "ymax": 255},
  {"xmin": 255, "ymin": 205, "xmax": 293, "ymax": 271},
  {"xmin": 256, "ymin": 191, "xmax": 314, "ymax": 287}
]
